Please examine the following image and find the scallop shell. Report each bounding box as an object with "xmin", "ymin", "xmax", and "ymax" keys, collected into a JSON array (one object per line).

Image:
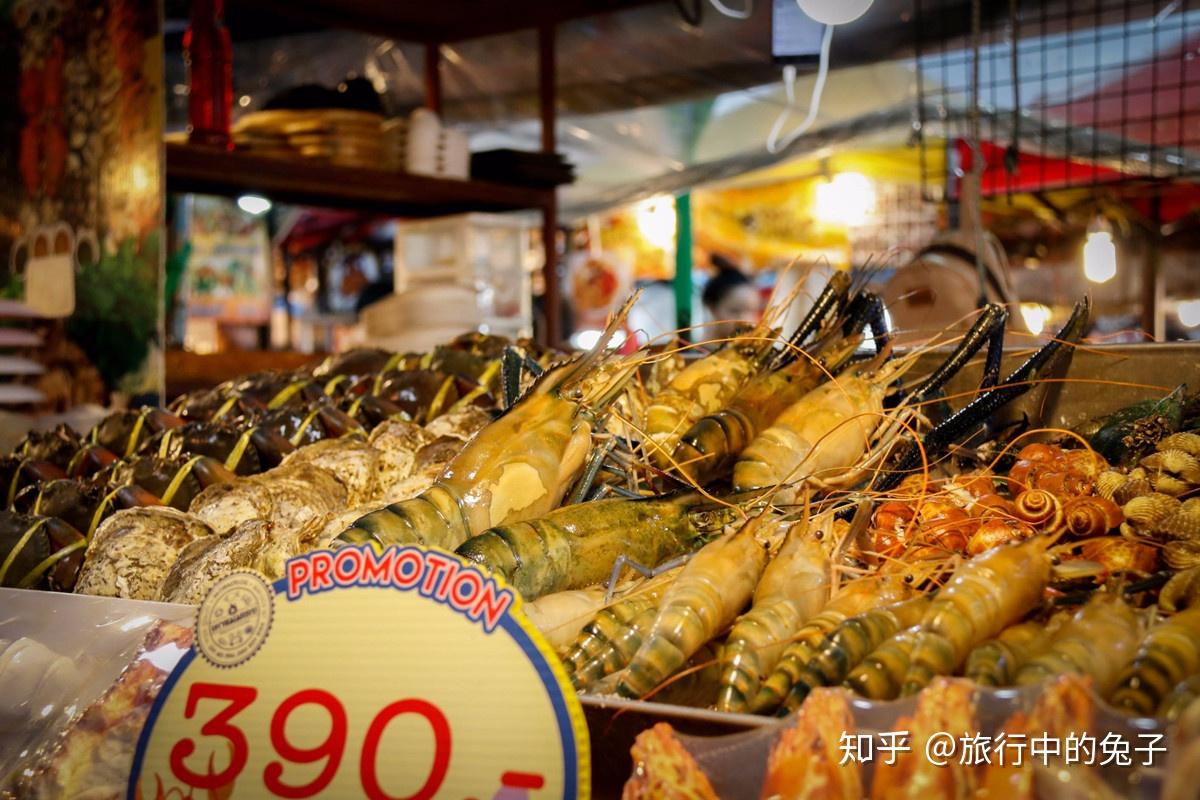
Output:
[
  {"xmin": 1142, "ymin": 449, "xmax": 1200, "ymax": 485},
  {"xmin": 1152, "ymin": 508, "xmax": 1200, "ymax": 542},
  {"xmin": 1154, "ymin": 474, "xmax": 1192, "ymax": 497},
  {"xmin": 1113, "ymin": 477, "xmax": 1153, "ymax": 505},
  {"xmin": 1122, "ymin": 492, "xmax": 1182, "ymax": 529},
  {"xmin": 1160, "ymin": 565, "xmax": 1200, "ymax": 612},
  {"xmin": 1094, "ymin": 470, "xmax": 1126, "ymax": 501},
  {"xmin": 1165, "ymin": 539, "xmax": 1200, "ymax": 570},
  {"xmin": 1158, "ymin": 431, "xmax": 1200, "ymax": 456}
]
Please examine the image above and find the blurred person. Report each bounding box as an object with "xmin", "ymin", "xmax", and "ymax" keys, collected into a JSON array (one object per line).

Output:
[{"xmin": 702, "ymin": 255, "xmax": 763, "ymax": 340}]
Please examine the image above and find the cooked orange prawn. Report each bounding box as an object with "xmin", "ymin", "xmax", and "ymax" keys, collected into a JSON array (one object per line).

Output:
[{"xmin": 760, "ymin": 688, "xmax": 863, "ymax": 800}]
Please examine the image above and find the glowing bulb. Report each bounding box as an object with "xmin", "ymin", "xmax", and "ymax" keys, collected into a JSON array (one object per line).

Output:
[
  {"xmin": 1082, "ymin": 230, "xmax": 1117, "ymax": 284},
  {"xmin": 815, "ymin": 172, "xmax": 875, "ymax": 228},
  {"xmin": 237, "ymin": 194, "xmax": 272, "ymax": 216},
  {"xmin": 569, "ymin": 329, "xmax": 626, "ymax": 351},
  {"xmin": 1020, "ymin": 302, "xmax": 1052, "ymax": 335},
  {"xmin": 1179, "ymin": 299, "xmax": 1200, "ymax": 328},
  {"xmin": 797, "ymin": 0, "xmax": 874, "ymax": 25},
  {"xmin": 634, "ymin": 197, "xmax": 677, "ymax": 251}
]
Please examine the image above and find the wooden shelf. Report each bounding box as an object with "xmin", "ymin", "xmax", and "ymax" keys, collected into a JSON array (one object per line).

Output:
[{"xmin": 166, "ymin": 142, "xmax": 552, "ymax": 216}]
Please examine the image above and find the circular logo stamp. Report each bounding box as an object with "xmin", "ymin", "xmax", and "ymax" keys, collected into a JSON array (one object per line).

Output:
[{"xmin": 195, "ymin": 570, "xmax": 274, "ymax": 668}]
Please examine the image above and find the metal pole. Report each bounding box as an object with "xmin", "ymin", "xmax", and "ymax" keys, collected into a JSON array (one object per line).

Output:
[
  {"xmin": 674, "ymin": 193, "xmax": 693, "ymax": 339},
  {"xmin": 1143, "ymin": 196, "xmax": 1164, "ymax": 340},
  {"xmin": 424, "ymin": 43, "xmax": 442, "ymax": 115},
  {"xmin": 538, "ymin": 24, "xmax": 561, "ymax": 347}
]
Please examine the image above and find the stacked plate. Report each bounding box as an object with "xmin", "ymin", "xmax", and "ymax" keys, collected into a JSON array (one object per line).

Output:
[{"xmin": 233, "ymin": 109, "xmax": 384, "ymax": 168}]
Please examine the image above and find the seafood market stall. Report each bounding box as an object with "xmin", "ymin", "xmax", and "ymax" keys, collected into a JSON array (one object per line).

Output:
[{"xmin": 2, "ymin": 277, "xmax": 1200, "ymax": 797}]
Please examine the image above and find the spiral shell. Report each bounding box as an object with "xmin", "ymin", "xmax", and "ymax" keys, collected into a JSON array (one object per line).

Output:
[
  {"xmin": 967, "ymin": 518, "xmax": 1034, "ymax": 556},
  {"xmin": 1165, "ymin": 539, "xmax": 1200, "ymax": 570},
  {"xmin": 1064, "ymin": 448, "xmax": 1108, "ymax": 479},
  {"xmin": 1017, "ymin": 442, "xmax": 1064, "ymax": 463},
  {"xmin": 1062, "ymin": 496, "xmax": 1124, "ymax": 538},
  {"xmin": 1113, "ymin": 476, "xmax": 1154, "ymax": 505},
  {"xmin": 1122, "ymin": 493, "xmax": 1181, "ymax": 529},
  {"xmin": 973, "ymin": 493, "xmax": 1017, "ymax": 519},
  {"xmin": 1094, "ymin": 470, "xmax": 1125, "ymax": 501},
  {"xmin": 1158, "ymin": 431, "xmax": 1200, "ymax": 456},
  {"xmin": 1013, "ymin": 489, "xmax": 1064, "ymax": 532},
  {"xmin": 1152, "ymin": 509, "xmax": 1200, "ymax": 543}
]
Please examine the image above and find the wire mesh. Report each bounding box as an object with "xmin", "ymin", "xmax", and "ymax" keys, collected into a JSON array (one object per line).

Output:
[{"xmin": 915, "ymin": 0, "xmax": 1200, "ymax": 201}]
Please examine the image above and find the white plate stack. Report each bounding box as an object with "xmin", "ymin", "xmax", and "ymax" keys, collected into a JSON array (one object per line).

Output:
[{"xmin": 382, "ymin": 109, "xmax": 470, "ymax": 179}]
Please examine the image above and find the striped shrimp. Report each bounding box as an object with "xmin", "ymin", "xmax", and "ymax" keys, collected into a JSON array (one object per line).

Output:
[
  {"xmin": 643, "ymin": 332, "xmax": 775, "ymax": 471},
  {"xmin": 1108, "ymin": 606, "xmax": 1200, "ymax": 716},
  {"xmin": 780, "ymin": 594, "xmax": 932, "ymax": 714},
  {"xmin": 843, "ymin": 625, "xmax": 922, "ymax": 700},
  {"xmin": 339, "ymin": 302, "xmax": 639, "ymax": 551},
  {"xmin": 713, "ymin": 512, "xmax": 831, "ymax": 713},
  {"xmin": 963, "ymin": 614, "xmax": 1065, "ymax": 688},
  {"xmin": 671, "ymin": 274, "xmax": 853, "ymax": 484},
  {"xmin": 1015, "ymin": 592, "xmax": 1142, "ymax": 696},
  {"xmin": 901, "ymin": 536, "xmax": 1053, "ymax": 697},
  {"xmin": 752, "ymin": 574, "xmax": 913, "ymax": 714},
  {"xmin": 523, "ymin": 586, "xmax": 610, "ymax": 653},
  {"xmin": 615, "ymin": 512, "xmax": 777, "ymax": 699},
  {"xmin": 455, "ymin": 493, "xmax": 731, "ymax": 601},
  {"xmin": 760, "ymin": 688, "xmax": 863, "ymax": 800},
  {"xmin": 561, "ymin": 567, "xmax": 682, "ymax": 689}
]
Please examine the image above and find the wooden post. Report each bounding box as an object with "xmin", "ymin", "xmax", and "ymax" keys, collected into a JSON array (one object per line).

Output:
[
  {"xmin": 424, "ymin": 43, "xmax": 442, "ymax": 115},
  {"xmin": 538, "ymin": 24, "xmax": 561, "ymax": 347}
]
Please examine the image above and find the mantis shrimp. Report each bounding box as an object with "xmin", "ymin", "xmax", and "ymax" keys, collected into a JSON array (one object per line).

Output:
[
  {"xmin": 713, "ymin": 510, "xmax": 832, "ymax": 713},
  {"xmin": 338, "ymin": 300, "xmax": 640, "ymax": 551}
]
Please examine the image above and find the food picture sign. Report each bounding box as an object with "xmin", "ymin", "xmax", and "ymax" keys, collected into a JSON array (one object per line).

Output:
[{"xmin": 130, "ymin": 546, "xmax": 589, "ymax": 799}]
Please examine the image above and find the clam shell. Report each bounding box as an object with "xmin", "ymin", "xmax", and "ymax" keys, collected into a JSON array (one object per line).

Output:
[
  {"xmin": 1113, "ymin": 477, "xmax": 1153, "ymax": 505},
  {"xmin": 1158, "ymin": 431, "xmax": 1200, "ymax": 456},
  {"xmin": 1095, "ymin": 470, "xmax": 1125, "ymax": 501},
  {"xmin": 1184, "ymin": 497, "xmax": 1200, "ymax": 514},
  {"xmin": 1122, "ymin": 492, "xmax": 1182, "ymax": 529},
  {"xmin": 1152, "ymin": 509, "xmax": 1200, "ymax": 542}
]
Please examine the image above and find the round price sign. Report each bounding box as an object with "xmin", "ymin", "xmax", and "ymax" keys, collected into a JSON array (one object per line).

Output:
[{"xmin": 129, "ymin": 545, "xmax": 589, "ymax": 799}]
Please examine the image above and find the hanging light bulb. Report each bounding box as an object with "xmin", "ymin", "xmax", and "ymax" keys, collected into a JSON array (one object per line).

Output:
[
  {"xmin": 1082, "ymin": 217, "xmax": 1117, "ymax": 284},
  {"xmin": 1178, "ymin": 300, "xmax": 1200, "ymax": 328},
  {"xmin": 797, "ymin": 0, "xmax": 874, "ymax": 25},
  {"xmin": 815, "ymin": 172, "xmax": 876, "ymax": 228}
]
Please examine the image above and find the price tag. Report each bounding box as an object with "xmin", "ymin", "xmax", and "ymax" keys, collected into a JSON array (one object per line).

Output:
[{"xmin": 129, "ymin": 545, "xmax": 589, "ymax": 799}]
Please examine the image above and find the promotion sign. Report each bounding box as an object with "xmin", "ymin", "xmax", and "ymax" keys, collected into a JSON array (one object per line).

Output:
[{"xmin": 129, "ymin": 546, "xmax": 588, "ymax": 799}]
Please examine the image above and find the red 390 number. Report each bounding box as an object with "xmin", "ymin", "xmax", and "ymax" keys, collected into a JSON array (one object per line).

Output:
[{"xmin": 169, "ymin": 682, "xmax": 452, "ymax": 799}]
